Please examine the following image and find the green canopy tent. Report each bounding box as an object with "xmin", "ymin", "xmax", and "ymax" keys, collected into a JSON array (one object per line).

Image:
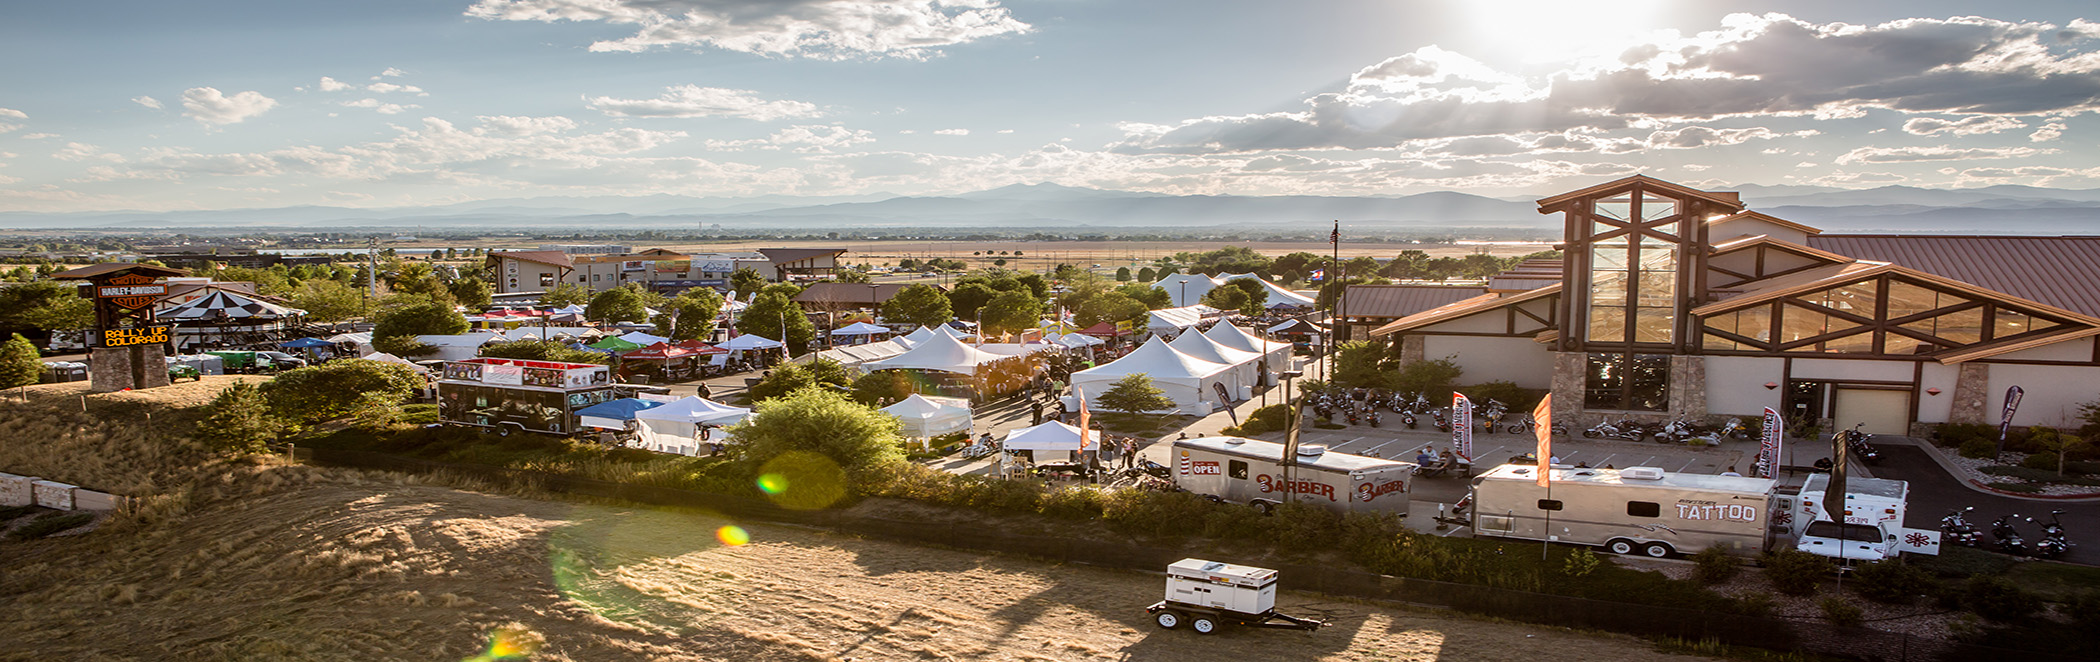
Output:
[{"xmin": 589, "ymin": 337, "xmax": 645, "ymax": 351}]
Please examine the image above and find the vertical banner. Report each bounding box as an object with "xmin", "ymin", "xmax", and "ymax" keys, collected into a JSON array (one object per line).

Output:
[
  {"xmin": 1759, "ymin": 407, "xmax": 1783, "ymax": 478},
  {"xmin": 1996, "ymin": 385, "xmax": 2024, "ymax": 452},
  {"xmin": 1825, "ymin": 426, "xmax": 1849, "ymax": 524},
  {"xmin": 1075, "ymin": 389, "xmax": 1092, "ymax": 451},
  {"xmin": 1453, "ymin": 392, "xmax": 1474, "ymax": 461},
  {"xmin": 1531, "ymin": 395, "xmax": 1553, "ymax": 487},
  {"xmin": 1213, "ymin": 382, "xmax": 1238, "ymax": 425}
]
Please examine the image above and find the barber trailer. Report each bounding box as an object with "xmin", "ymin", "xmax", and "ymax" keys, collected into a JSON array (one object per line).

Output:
[
  {"xmin": 1470, "ymin": 464, "xmax": 1778, "ymax": 558},
  {"xmin": 1146, "ymin": 558, "xmax": 1327, "ymax": 635},
  {"xmin": 1172, "ymin": 437, "xmax": 1414, "ymax": 516},
  {"xmin": 1790, "ymin": 473, "xmax": 1939, "ymax": 563}
]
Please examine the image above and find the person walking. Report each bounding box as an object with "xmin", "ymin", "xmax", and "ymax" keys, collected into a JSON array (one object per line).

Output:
[{"xmin": 1030, "ymin": 399, "xmax": 1043, "ymax": 426}]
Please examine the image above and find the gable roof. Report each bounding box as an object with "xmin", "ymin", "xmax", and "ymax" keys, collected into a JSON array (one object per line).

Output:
[
  {"xmin": 1807, "ymin": 235, "xmax": 2100, "ymax": 319},
  {"xmin": 1707, "ymin": 210, "xmax": 1822, "ymax": 237},
  {"xmin": 1691, "ymin": 259, "xmax": 2100, "ymax": 328},
  {"xmin": 51, "ymin": 263, "xmax": 187, "ymax": 280},
  {"xmin": 793, "ymin": 282, "xmax": 936, "ymax": 306},
  {"xmin": 1535, "ymin": 174, "xmax": 1746, "ymax": 212},
  {"xmin": 758, "ymin": 248, "xmax": 847, "ymax": 265},
  {"xmin": 1708, "ymin": 234, "xmax": 1856, "ymax": 265},
  {"xmin": 488, "ymin": 250, "xmax": 573, "ymax": 270},
  {"xmin": 1343, "ymin": 284, "xmax": 1489, "ymax": 319},
  {"xmin": 1368, "ymin": 284, "xmax": 1561, "ymax": 337}
]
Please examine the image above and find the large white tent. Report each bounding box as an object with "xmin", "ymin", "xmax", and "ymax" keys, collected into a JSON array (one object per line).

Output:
[
  {"xmin": 1146, "ymin": 305, "xmax": 1216, "ymax": 337},
  {"xmin": 1069, "ymin": 335, "xmax": 1233, "ymax": 413},
  {"xmin": 1219, "ymin": 273, "xmax": 1317, "ymax": 308},
  {"xmin": 618, "ymin": 330, "xmax": 671, "ymax": 346},
  {"xmin": 795, "ymin": 337, "xmax": 913, "ymax": 369},
  {"xmin": 414, "ymin": 331, "xmax": 507, "ymax": 362},
  {"xmin": 360, "ymin": 351, "xmax": 430, "ymax": 374},
  {"xmin": 633, "ymin": 396, "xmax": 752, "ymax": 456},
  {"xmin": 861, "ymin": 332, "xmax": 1008, "ymax": 375},
  {"xmin": 1157, "ymin": 273, "xmax": 1222, "ymax": 308},
  {"xmin": 720, "ymin": 334, "xmax": 783, "ymax": 351},
  {"xmin": 1001, "ymin": 420, "xmax": 1089, "ymax": 451},
  {"xmin": 1203, "ymin": 321, "xmax": 1294, "ymax": 381},
  {"xmin": 881, "ymin": 394, "xmax": 973, "ymax": 438},
  {"xmin": 1169, "ymin": 330, "xmax": 1261, "ymax": 398},
  {"xmin": 831, "ymin": 321, "xmax": 890, "ymax": 336}
]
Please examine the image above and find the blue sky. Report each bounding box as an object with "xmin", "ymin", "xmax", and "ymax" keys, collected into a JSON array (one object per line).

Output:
[{"xmin": 2, "ymin": 0, "xmax": 2097, "ymax": 212}]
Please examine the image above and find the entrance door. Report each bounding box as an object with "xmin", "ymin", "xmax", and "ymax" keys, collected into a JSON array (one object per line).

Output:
[
  {"xmin": 1785, "ymin": 380, "xmax": 1827, "ymax": 429},
  {"xmin": 1832, "ymin": 388, "xmax": 1911, "ymax": 436}
]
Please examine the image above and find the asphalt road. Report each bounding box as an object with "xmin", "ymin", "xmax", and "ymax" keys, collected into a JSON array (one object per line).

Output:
[{"xmin": 1872, "ymin": 444, "xmax": 2096, "ymax": 565}]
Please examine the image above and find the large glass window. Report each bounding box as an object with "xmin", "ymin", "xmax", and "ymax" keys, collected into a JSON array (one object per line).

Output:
[
  {"xmin": 1585, "ymin": 194, "xmax": 1680, "ymax": 346},
  {"xmin": 1585, "ymin": 353, "xmax": 1670, "ymax": 411}
]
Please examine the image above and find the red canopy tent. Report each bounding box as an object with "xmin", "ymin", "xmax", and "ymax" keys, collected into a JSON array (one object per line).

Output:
[
  {"xmin": 622, "ymin": 342, "xmax": 698, "ymax": 360},
  {"xmin": 1076, "ymin": 322, "xmax": 1130, "ymax": 337},
  {"xmin": 674, "ymin": 339, "xmax": 729, "ymax": 355}
]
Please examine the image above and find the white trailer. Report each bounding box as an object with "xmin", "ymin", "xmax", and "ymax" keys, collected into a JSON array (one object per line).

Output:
[
  {"xmin": 1172, "ymin": 437, "xmax": 1414, "ymax": 516},
  {"xmin": 1791, "ymin": 473, "xmax": 1939, "ymax": 563},
  {"xmin": 1146, "ymin": 558, "xmax": 1326, "ymax": 634},
  {"xmin": 1470, "ymin": 464, "xmax": 1778, "ymax": 558}
]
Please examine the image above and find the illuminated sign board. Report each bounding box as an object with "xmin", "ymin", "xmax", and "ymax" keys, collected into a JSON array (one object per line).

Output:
[{"xmin": 96, "ymin": 324, "xmax": 173, "ymax": 348}]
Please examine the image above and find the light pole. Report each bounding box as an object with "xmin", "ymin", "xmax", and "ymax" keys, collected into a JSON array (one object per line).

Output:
[{"xmin": 1280, "ymin": 369, "xmax": 1305, "ymax": 504}]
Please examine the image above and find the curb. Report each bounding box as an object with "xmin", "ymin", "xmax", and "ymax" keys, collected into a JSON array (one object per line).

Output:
[
  {"xmin": 1965, "ymin": 478, "xmax": 2100, "ymax": 501},
  {"xmin": 1892, "ymin": 436, "xmax": 2100, "ymax": 503}
]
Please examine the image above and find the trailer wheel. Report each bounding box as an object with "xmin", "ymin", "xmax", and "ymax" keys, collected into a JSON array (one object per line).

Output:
[
  {"xmin": 1252, "ymin": 501, "xmax": 1274, "ymax": 516},
  {"xmin": 1606, "ymin": 539, "xmax": 1636, "ymax": 555},
  {"xmin": 1191, "ymin": 616, "xmax": 1219, "ymax": 635},
  {"xmin": 496, "ymin": 424, "xmax": 516, "ymax": 438},
  {"xmin": 1642, "ymin": 542, "xmax": 1674, "ymax": 558},
  {"xmin": 1154, "ymin": 611, "xmax": 1182, "ymax": 630}
]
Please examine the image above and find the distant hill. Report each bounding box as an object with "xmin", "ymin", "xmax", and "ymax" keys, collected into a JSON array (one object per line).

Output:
[{"xmin": 5, "ymin": 182, "xmax": 2100, "ymax": 235}]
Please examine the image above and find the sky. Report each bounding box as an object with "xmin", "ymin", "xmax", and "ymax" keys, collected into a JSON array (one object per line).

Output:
[{"xmin": 2, "ymin": 0, "xmax": 2099, "ymax": 212}]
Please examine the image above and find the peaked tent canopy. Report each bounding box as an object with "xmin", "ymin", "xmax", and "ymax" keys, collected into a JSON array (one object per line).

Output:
[
  {"xmin": 621, "ymin": 342, "xmax": 699, "ymax": 360},
  {"xmin": 618, "ymin": 331, "xmax": 671, "ymax": 346},
  {"xmin": 880, "ymin": 394, "xmax": 973, "ymax": 437},
  {"xmin": 861, "ymin": 332, "xmax": 1008, "ymax": 375},
  {"xmin": 1069, "ymin": 335, "xmax": 1233, "ymax": 413},
  {"xmin": 1219, "ymin": 273, "xmax": 1317, "ymax": 307},
  {"xmin": 359, "ymin": 351, "xmax": 429, "ymax": 373},
  {"xmin": 1157, "ymin": 273, "xmax": 1223, "ymax": 308},
  {"xmin": 161, "ymin": 289, "xmax": 305, "ymax": 321},
  {"xmin": 1001, "ymin": 420, "xmax": 1090, "ymax": 451},
  {"xmin": 577, "ymin": 398, "xmax": 666, "ymax": 430},
  {"xmin": 831, "ymin": 321, "xmax": 891, "ymax": 336},
  {"xmin": 634, "ymin": 396, "xmax": 751, "ymax": 426},
  {"xmin": 552, "ymin": 304, "xmax": 588, "ymax": 315},
  {"xmin": 720, "ymin": 334, "xmax": 783, "ymax": 351},
  {"xmin": 589, "ymin": 337, "xmax": 645, "ymax": 351},
  {"xmin": 1206, "ymin": 321, "xmax": 1293, "ymax": 354}
]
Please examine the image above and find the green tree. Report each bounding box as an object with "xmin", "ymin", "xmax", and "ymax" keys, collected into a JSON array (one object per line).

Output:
[
  {"xmin": 850, "ymin": 369, "xmax": 924, "ymax": 406},
  {"xmin": 1201, "ymin": 284, "xmax": 1250, "ymax": 314},
  {"xmin": 736, "ymin": 292, "xmax": 817, "ymax": 356},
  {"xmin": 448, "ymin": 276, "xmax": 492, "ymax": 310},
  {"xmin": 1269, "ymin": 251, "xmax": 1323, "ymax": 284},
  {"xmin": 728, "ymin": 388, "xmax": 906, "ymax": 487},
  {"xmin": 742, "ymin": 359, "xmax": 852, "ymax": 403},
  {"xmin": 835, "ymin": 267, "xmax": 872, "ymax": 284},
  {"xmin": 259, "ymin": 359, "xmax": 422, "ymax": 424},
  {"xmin": 477, "ymin": 339, "xmax": 608, "ymax": 364},
  {"xmin": 1331, "ymin": 340, "xmax": 1393, "ymax": 389},
  {"xmin": 1014, "ymin": 272, "xmax": 1050, "ymax": 299},
  {"xmin": 586, "ymin": 285, "xmax": 650, "ymax": 324},
  {"xmin": 540, "ymin": 282, "xmax": 592, "ymax": 308},
  {"xmin": 1389, "ymin": 357, "xmax": 1463, "ymax": 396},
  {"xmin": 0, "ymin": 280, "xmax": 94, "ymax": 336},
  {"xmin": 1382, "ymin": 250, "xmax": 1431, "ymax": 279},
  {"xmin": 386, "ymin": 261, "xmax": 452, "ymax": 303},
  {"xmin": 196, "ymin": 380, "xmax": 278, "ymax": 456},
  {"xmin": 730, "ymin": 267, "xmax": 767, "ymax": 297},
  {"xmin": 1073, "ymin": 292, "xmax": 1148, "ymax": 329},
  {"xmin": 654, "ymin": 287, "xmax": 724, "ymax": 342},
  {"xmin": 1136, "ymin": 266, "xmax": 1156, "ymax": 282},
  {"xmin": 1116, "ymin": 282, "xmax": 1172, "ymax": 309},
  {"xmin": 1115, "ymin": 267, "xmax": 1132, "ymax": 282},
  {"xmin": 286, "ymin": 278, "xmax": 370, "ymax": 323},
  {"xmin": 1097, "ymin": 373, "xmax": 1174, "ymax": 415},
  {"xmin": 760, "ymin": 282, "xmax": 804, "ymax": 300},
  {"xmin": 947, "ymin": 282, "xmax": 1000, "ymax": 321},
  {"xmin": 372, "ymin": 296, "xmax": 468, "ymax": 338},
  {"xmin": 980, "ymin": 289, "xmax": 1043, "ymax": 335},
  {"xmin": 2031, "ymin": 427, "xmax": 2094, "ymax": 477},
  {"xmin": 881, "ymin": 284, "xmax": 953, "ymax": 329},
  {"xmin": 0, "ymin": 333, "xmax": 40, "ymax": 389}
]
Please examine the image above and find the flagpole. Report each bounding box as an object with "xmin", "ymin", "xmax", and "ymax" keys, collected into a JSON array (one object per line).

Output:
[{"xmin": 1327, "ymin": 220, "xmax": 1339, "ymax": 382}]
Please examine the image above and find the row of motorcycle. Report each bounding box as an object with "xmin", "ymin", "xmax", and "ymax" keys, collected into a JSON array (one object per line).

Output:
[
  {"xmin": 1305, "ymin": 388, "xmax": 1564, "ymax": 435},
  {"xmin": 1940, "ymin": 507, "xmax": 2075, "ymax": 559}
]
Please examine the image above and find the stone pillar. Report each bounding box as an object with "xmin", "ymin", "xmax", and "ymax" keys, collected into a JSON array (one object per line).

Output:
[
  {"xmin": 1397, "ymin": 334, "xmax": 1425, "ymax": 366},
  {"xmin": 1550, "ymin": 351, "xmax": 1586, "ymax": 428},
  {"xmin": 88, "ymin": 344, "xmax": 171, "ymax": 393},
  {"xmin": 1948, "ymin": 362, "xmax": 1990, "ymax": 424},
  {"xmin": 1669, "ymin": 355, "xmax": 1708, "ymax": 422}
]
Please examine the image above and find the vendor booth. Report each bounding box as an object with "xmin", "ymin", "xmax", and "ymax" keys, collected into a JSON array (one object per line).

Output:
[
  {"xmin": 632, "ymin": 396, "xmax": 752, "ymax": 456},
  {"xmin": 576, "ymin": 397, "xmax": 666, "ymax": 432},
  {"xmin": 880, "ymin": 394, "xmax": 973, "ymax": 440},
  {"xmin": 1069, "ymin": 336, "xmax": 1233, "ymax": 414}
]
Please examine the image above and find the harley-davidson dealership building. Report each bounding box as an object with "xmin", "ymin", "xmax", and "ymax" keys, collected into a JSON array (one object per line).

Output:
[{"xmin": 1369, "ymin": 175, "xmax": 2100, "ymax": 436}]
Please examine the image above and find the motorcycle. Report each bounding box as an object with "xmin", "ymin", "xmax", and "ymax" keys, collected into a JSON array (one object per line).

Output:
[
  {"xmin": 1433, "ymin": 409, "xmax": 1452, "ymax": 433},
  {"xmin": 1345, "ymin": 408, "xmax": 1360, "ymax": 426},
  {"xmin": 1940, "ymin": 506, "xmax": 1981, "ymax": 548},
  {"xmin": 1367, "ymin": 409, "xmax": 1381, "ymax": 428},
  {"xmin": 1400, "ymin": 410, "xmax": 1418, "ymax": 429},
  {"xmin": 1993, "ymin": 514, "xmax": 2031, "ymax": 556},
  {"xmin": 1841, "ymin": 423, "xmax": 1881, "ymax": 464},
  {"xmin": 1479, "ymin": 399, "xmax": 1508, "ymax": 433},
  {"xmin": 2035, "ymin": 509, "xmax": 2073, "ymax": 560},
  {"xmin": 1584, "ymin": 419, "xmax": 1648, "ymax": 442},
  {"xmin": 1716, "ymin": 417, "xmax": 1749, "ymax": 440}
]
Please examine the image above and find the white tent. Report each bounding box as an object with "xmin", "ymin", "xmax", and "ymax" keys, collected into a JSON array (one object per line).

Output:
[
  {"xmin": 796, "ymin": 337, "xmax": 913, "ymax": 368},
  {"xmin": 619, "ymin": 330, "xmax": 671, "ymax": 346},
  {"xmin": 1204, "ymin": 321, "xmax": 1294, "ymax": 381},
  {"xmin": 1069, "ymin": 335, "xmax": 1232, "ymax": 413},
  {"xmin": 1001, "ymin": 420, "xmax": 1090, "ymax": 451},
  {"xmin": 881, "ymin": 394, "xmax": 973, "ymax": 438},
  {"xmin": 509, "ymin": 326, "xmax": 602, "ymax": 341},
  {"xmin": 831, "ymin": 321, "xmax": 891, "ymax": 336},
  {"xmin": 1219, "ymin": 273, "xmax": 1317, "ymax": 307},
  {"xmin": 720, "ymin": 334, "xmax": 783, "ymax": 351},
  {"xmin": 861, "ymin": 332, "xmax": 1007, "ymax": 375},
  {"xmin": 935, "ymin": 325, "xmax": 975, "ymax": 341},
  {"xmin": 415, "ymin": 332, "xmax": 508, "ymax": 362},
  {"xmin": 1146, "ymin": 305, "xmax": 1215, "ymax": 336},
  {"xmin": 327, "ymin": 332, "xmax": 374, "ymax": 355},
  {"xmin": 633, "ymin": 396, "xmax": 752, "ymax": 456},
  {"xmin": 1169, "ymin": 330, "xmax": 1261, "ymax": 398},
  {"xmin": 1157, "ymin": 273, "xmax": 1222, "ymax": 308},
  {"xmin": 360, "ymin": 351, "xmax": 431, "ymax": 374},
  {"xmin": 552, "ymin": 304, "xmax": 588, "ymax": 315}
]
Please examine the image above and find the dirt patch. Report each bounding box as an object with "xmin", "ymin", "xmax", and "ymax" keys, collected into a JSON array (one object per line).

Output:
[{"xmin": 0, "ymin": 476, "xmax": 1716, "ymax": 661}]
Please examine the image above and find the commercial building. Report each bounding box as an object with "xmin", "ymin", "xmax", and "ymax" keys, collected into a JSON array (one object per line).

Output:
[
  {"xmin": 487, "ymin": 247, "xmax": 848, "ymax": 295},
  {"xmin": 1370, "ymin": 175, "xmax": 2100, "ymax": 435}
]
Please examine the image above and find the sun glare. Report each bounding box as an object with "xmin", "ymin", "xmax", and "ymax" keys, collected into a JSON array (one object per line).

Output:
[{"xmin": 1468, "ymin": 0, "xmax": 1667, "ymax": 62}]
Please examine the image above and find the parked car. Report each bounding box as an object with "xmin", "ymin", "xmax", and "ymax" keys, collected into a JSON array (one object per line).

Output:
[{"xmin": 255, "ymin": 351, "xmax": 309, "ymax": 369}]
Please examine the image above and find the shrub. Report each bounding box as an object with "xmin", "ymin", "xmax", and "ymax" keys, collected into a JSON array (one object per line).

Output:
[
  {"xmin": 1937, "ymin": 423, "xmax": 1995, "ymax": 448},
  {"xmin": 262, "ymin": 359, "xmax": 422, "ymax": 424},
  {"xmin": 6, "ymin": 512, "xmax": 94, "ymax": 540},
  {"xmin": 1101, "ymin": 489, "xmax": 1213, "ymax": 537},
  {"xmin": 731, "ymin": 389, "xmax": 906, "ymax": 497},
  {"xmin": 1965, "ymin": 576, "xmax": 2042, "ymax": 622},
  {"xmin": 1760, "ymin": 549, "xmax": 1833, "ymax": 596},
  {"xmin": 1387, "ymin": 358, "xmax": 1461, "ymax": 396},
  {"xmin": 1913, "ymin": 545, "xmax": 2017, "ymax": 578},
  {"xmin": 1850, "ymin": 559, "xmax": 1935, "ymax": 604},
  {"xmin": 1563, "ymin": 548, "xmax": 1601, "ymax": 577},
  {"xmin": 1820, "ymin": 596, "xmax": 1864, "ymax": 627},
  {"xmin": 1226, "ymin": 404, "xmax": 1290, "ymax": 436},
  {"xmin": 1986, "ymin": 481, "xmax": 2043, "ymax": 493},
  {"xmin": 1460, "ymin": 381, "xmax": 1542, "ymax": 411},
  {"xmin": 196, "ymin": 380, "xmax": 278, "ymax": 456},
  {"xmin": 2068, "ymin": 592, "xmax": 2100, "ymax": 631},
  {"xmin": 1691, "ymin": 545, "xmax": 1738, "ymax": 584},
  {"xmin": 2068, "ymin": 460, "xmax": 2100, "ymax": 475},
  {"xmin": 1037, "ymin": 486, "xmax": 1107, "ymax": 520},
  {"xmin": 1729, "ymin": 592, "xmax": 1776, "ymax": 617},
  {"xmin": 2020, "ymin": 452, "xmax": 2061, "ymax": 471},
  {"xmin": 1959, "ymin": 437, "xmax": 2001, "ymax": 459}
]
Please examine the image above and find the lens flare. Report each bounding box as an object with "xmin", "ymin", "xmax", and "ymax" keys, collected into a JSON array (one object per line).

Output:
[
  {"xmin": 716, "ymin": 525, "xmax": 750, "ymax": 546},
  {"xmin": 463, "ymin": 623, "xmax": 544, "ymax": 661},
  {"xmin": 756, "ymin": 473, "xmax": 788, "ymax": 495}
]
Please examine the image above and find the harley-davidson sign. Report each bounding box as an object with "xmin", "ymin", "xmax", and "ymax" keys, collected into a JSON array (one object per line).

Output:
[{"xmin": 97, "ymin": 273, "xmax": 166, "ymax": 309}]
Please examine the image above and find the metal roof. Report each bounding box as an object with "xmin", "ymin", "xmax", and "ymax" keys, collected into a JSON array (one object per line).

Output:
[
  {"xmin": 50, "ymin": 263, "xmax": 187, "ymax": 279},
  {"xmin": 792, "ymin": 282, "xmax": 936, "ymax": 305},
  {"xmin": 1807, "ymin": 235, "xmax": 2100, "ymax": 318},
  {"xmin": 757, "ymin": 248, "xmax": 848, "ymax": 265},
  {"xmin": 1342, "ymin": 284, "xmax": 1488, "ymax": 319},
  {"xmin": 487, "ymin": 250, "xmax": 574, "ymax": 269}
]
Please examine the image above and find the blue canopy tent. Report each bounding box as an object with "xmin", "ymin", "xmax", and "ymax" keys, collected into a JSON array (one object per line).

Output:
[
  {"xmin": 576, "ymin": 398, "xmax": 665, "ymax": 430},
  {"xmin": 280, "ymin": 337, "xmax": 333, "ymax": 349}
]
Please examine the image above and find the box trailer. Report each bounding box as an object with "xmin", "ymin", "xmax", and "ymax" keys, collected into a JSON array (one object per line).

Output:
[
  {"xmin": 1470, "ymin": 464, "xmax": 1778, "ymax": 558},
  {"xmin": 436, "ymin": 358, "xmax": 618, "ymax": 436},
  {"xmin": 1146, "ymin": 558, "xmax": 1326, "ymax": 634},
  {"xmin": 1172, "ymin": 437, "xmax": 1414, "ymax": 516}
]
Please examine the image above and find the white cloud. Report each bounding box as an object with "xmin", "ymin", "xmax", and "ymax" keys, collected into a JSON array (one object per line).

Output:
[
  {"xmin": 997, "ymin": 129, "xmax": 1014, "ymax": 134},
  {"xmin": 181, "ymin": 87, "xmax": 278, "ymax": 125},
  {"xmin": 366, "ymin": 82, "xmax": 424, "ymax": 94},
  {"xmin": 465, "ymin": 0, "xmax": 1030, "ymax": 60},
  {"xmin": 477, "ymin": 115, "xmax": 579, "ymax": 137},
  {"xmin": 1643, "ymin": 126, "xmax": 1815, "ymax": 149},
  {"xmin": 1835, "ymin": 145, "xmax": 2053, "ymax": 164},
  {"xmin": 52, "ymin": 142, "xmax": 124, "ymax": 162},
  {"xmin": 318, "ymin": 76, "xmax": 353, "ymax": 92},
  {"xmin": 934, "ymin": 128, "xmax": 969, "ymax": 136},
  {"xmin": 380, "ymin": 67, "xmax": 407, "ymax": 77},
  {"xmin": 0, "ymin": 107, "xmax": 21, "ymax": 135},
  {"xmin": 2030, "ymin": 120, "xmax": 2067, "ymax": 142},
  {"xmin": 20, "ymin": 133, "xmax": 57, "ymax": 140},
  {"xmin": 342, "ymin": 98, "xmax": 413, "ymax": 115},
  {"xmin": 131, "ymin": 96, "xmax": 162, "ymax": 110},
  {"xmin": 706, "ymin": 124, "xmax": 875, "ymax": 153},
  {"xmin": 1809, "ymin": 171, "xmax": 1907, "ymax": 186},
  {"xmin": 586, "ymin": 85, "xmax": 821, "ymax": 121},
  {"xmin": 1901, "ymin": 115, "xmax": 2026, "ymax": 136},
  {"xmin": 1112, "ymin": 13, "xmax": 2100, "ymax": 154}
]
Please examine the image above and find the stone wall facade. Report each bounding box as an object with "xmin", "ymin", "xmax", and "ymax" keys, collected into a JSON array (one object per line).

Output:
[
  {"xmin": 1947, "ymin": 362, "xmax": 1990, "ymax": 425},
  {"xmin": 88, "ymin": 344, "xmax": 171, "ymax": 393},
  {"xmin": 1669, "ymin": 355, "xmax": 1708, "ymax": 423},
  {"xmin": 1397, "ymin": 334, "xmax": 1425, "ymax": 366}
]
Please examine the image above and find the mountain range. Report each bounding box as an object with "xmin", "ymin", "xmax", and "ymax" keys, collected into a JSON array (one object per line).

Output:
[{"xmin": 6, "ymin": 182, "xmax": 2100, "ymax": 235}]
